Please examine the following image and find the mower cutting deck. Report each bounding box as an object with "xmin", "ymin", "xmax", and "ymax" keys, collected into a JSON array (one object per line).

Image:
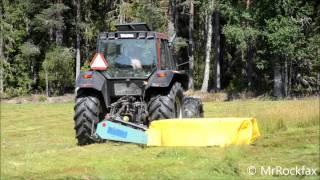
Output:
[
  {"xmin": 96, "ymin": 118, "xmax": 261, "ymax": 147},
  {"xmin": 96, "ymin": 117, "xmax": 148, "ymax": 144}
]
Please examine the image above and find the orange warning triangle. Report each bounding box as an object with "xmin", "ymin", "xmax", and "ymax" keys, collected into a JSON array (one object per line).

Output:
[{"xmin": 90, "ymin": 53, "xmax": 108, "ymax": 70}]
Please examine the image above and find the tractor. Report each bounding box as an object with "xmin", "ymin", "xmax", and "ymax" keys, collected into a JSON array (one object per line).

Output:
[{"xmin": 74, "ymin": 23, "xmax": 203, "ymax": 145}]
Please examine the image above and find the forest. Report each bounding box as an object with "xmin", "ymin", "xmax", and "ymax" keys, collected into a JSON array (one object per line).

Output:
[{"xmin": 0, "ymin": 0, "xmax": 319, "ymax": 98}]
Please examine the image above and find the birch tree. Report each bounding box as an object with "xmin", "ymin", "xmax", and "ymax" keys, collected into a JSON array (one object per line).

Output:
[
  {"xmin": 201, "ymin": 0, "xmax": 214, "ymax": 92},
  {"xmin": 74, "ymin": 0, "xmax": 81, "ymax": 80}
]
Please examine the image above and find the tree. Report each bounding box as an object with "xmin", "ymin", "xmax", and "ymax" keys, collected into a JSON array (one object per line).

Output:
[
  {"xmin": 1, "ymin": 0, "xmax": 319, "ymax": 98},
  {"xmin": 35, "ymin": 3, "xmax": 69, "ymax": 44},
  {"xmin": 0, "ymin": 0, "xmax": 4, "ymax": 94},
  {"xmin": 74, "ymin": 0, "xmax": 81, "ymax": 80},
  {"xmin": 42, "ymin": 46, "xmax": 74, "ymax": 96},
  {"xmin": 201, "ymin": 0, "xmax": 213, "ymax": 92},
  {"xmin": 168, "ymin": 0, "xmax": 177, "ymax": 37},
  {"xmin": 1, "ymin": 0, "xmax": 30, "ymax": 97},
  {"xmin": 188, "ymin": 0, "xmax": 195, "ymax": 90},
  {"xmin": 214, "ymin": 2, "xmax": 221, "ymax": 91},
  {"xmin": 245, "ymin": 0, "xmax": 253, "ymax": 90},
  {"xmin": 19, "ymin": 41, "xmax": 40, "ymax": 87},
  {"xmin": 221, "ymin": 0, "xmax": 259, "ymax": 93},
  {"xmin": 265, "ymin": 16, "xmax": 300, "ymax": 97}
]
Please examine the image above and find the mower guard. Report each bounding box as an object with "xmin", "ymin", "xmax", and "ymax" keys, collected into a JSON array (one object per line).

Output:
[
  {"xmin": 147, "ymin": 118, "xmax": 260, "ymax": 146},
  {"xmin": 96, "ymin": 120, "xmax": 148, "ymax": 144}
]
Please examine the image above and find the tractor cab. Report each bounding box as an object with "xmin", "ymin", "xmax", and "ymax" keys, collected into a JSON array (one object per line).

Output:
[
  {"xmin": 79, "ymin": 23, "xmax": 189, "ymax": 101},
  {"xmin": 94, "ymin": 23, "xmax": 175, "ymax": 79}
]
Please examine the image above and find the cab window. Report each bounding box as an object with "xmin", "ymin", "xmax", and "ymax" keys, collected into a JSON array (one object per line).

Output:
[
  {"xmin": 160, "ymin": 40, "xmax": 166, "ymax": 69},
  {"xmin": 160, "ymin": 40, "xmax": 174, "ymax": 70}
]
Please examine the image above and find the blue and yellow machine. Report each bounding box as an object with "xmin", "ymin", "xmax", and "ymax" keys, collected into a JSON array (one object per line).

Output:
[
  {"xmin": 74, "ymin": 23, "xmax": 261, "ymax": 147},
  {"xmin": 96, "ymin": 117, "xmax": 260, "ymax": 147}
]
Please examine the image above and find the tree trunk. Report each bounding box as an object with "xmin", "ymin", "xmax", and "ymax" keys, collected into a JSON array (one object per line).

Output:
[
  {"xmin": 246, "ymin": 0, "xmax": 253, "ymax": 90},
  {"xmin": 188, "ymin": 0, "xmax": 194, "ymax": 90},
  {"xmin": 283, "ymin": 58, "xmax": 288, "ymax": 97},
  {"xmin": 45, "ymin": 71, "xmax": 49, "ymax": 97},
  {"xmin": 288, "ymin": 60, "xmax": 292, "ymax": 96},
  {"xmin": 32, "ymin": 58, "xmax": 37, "ymax": 87},
  {"xmin": 76, "ymin": 33, "xmax": 81, "ymax": 79},
  {"xmin": 174, "ymin": 0, "xmax": 178, "ymax": 29},
  {"xmin": 75, "ymin": 0, "xmax": 81, "ymax": 80},
  {"xmin": 0, "ymin": 1, "xmax": 4, "ymax": 95},
  {"xmin": 317, "ymin": 72, "xmax": 320, "ymax": 94},
  {"xmin": 0, "ymin": 37, "xmax": 3, "ymax": 95},
  {"xmin": 214, "ymin": 10, "xmax": 221, "ymax": 91},
  {"xmin": 246, "ymin": 0, "xmax": 251, "ymax": 9},
  {"xmin": 119, "ymin": 0, "xmax": 124, "ymax": 24},
  {"xmin": 56, "ymin": 29, "xmax": 63, "ymax": 45},
  {"xmin": 201, "ymin": 1, "xmax": 213, "ymax": 92},
  {"xmin": 55, "ymin": 1, "xmax": 63, "ymax": 45},
  {"xmin": 49, "ymin": 28, "xmax": 54, "ymax": 42},
  {"xmin": 273, "ymin": 60, "xmax": 283, "ymax": 98},
  {"xmin": 168, "ymin": 0, "xmax": 176, "ymax": 41},
  {"xmin": 247, "ymin": 44, "xmax": 253, "ymax": 89},
  {"xmin": 84, "ymin": 0, "xmax": 90, "ymax": 60},
  {"xmin": 0, "ymin": 34, "xmax": 3, "ymax": 95}
]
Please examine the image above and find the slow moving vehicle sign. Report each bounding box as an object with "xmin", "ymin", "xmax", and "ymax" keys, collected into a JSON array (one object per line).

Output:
[{"xmin": 90, "ymin": 53, "xmax": 108, "ymax": 70}]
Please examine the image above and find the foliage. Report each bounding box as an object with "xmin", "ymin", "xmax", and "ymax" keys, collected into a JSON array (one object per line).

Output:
[
  {"xmin": 173, "ymin": 37, "xmax": 188, "ymax": 52},
  {"xmin": 265, "ymin": 16, "xmax": 301, "ymax": 57},
  {"xmin": 3, "ymin": 57, "xmax": 31, "ymax": 97},
  {"xmin": 19, "ymin": 42, "xmax": 40, "ymax": 57},
  {"xmin": 223, "ymin": 25, "xmax": 259, "ymax": 53},
  {"xmin": 41, "ymin": 46, "xmax": 74, "ymax": 95},
  {"xmin": 34, "ymin": 3, "xmax": 69, "ymax": 33},
  {"xmin": 1, "ymin": 0, "xmax": 319, "ymax": 97},
  {"xmin": 80, "ymin": 60, "xmax": 91, "ymax": 72},
  {"xmin": 38, "ymin": 94, "xmax": 47, "ymax": 102},
  {"xmin": 132, "ymin": 1, "xmax": 167, "ymax": 32}
]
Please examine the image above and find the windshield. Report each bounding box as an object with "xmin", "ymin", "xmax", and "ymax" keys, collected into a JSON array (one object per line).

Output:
[{"xmin": 99, "ymin": 39, "xmax": 157, "ymax": 78}]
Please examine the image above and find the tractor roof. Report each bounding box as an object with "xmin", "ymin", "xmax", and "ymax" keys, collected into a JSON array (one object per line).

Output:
[
  {"xmin": 115, "ymin": 23, "xmax": 151, "ymax": 31},
  {"xmin": 98, "ymin": 23, "xmax": 168, "ymax": 40}
]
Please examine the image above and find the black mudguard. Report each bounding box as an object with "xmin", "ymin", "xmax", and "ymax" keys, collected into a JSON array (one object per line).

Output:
[
  {"xmin": 76, "ymin": 71, "xmax": 110, "ymax": 106},
  {"xmin": 146, "ymin": 70, "xmax": 189, "ymax": 90}
]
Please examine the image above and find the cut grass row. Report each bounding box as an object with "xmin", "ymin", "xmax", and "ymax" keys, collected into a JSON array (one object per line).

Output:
[{"xmin": 1, "ymin": 98, "xmax": 319, "ymax": 179}]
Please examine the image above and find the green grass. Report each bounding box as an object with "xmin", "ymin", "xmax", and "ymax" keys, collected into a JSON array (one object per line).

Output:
[{"xmin": 1, "ymin": 98, "xmax": 319, "ymax": 179}]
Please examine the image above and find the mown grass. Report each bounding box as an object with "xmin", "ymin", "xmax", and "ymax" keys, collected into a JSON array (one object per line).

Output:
[{"xmin": 1, "ymin": 98, "xmax": 319, "ymax": 179}]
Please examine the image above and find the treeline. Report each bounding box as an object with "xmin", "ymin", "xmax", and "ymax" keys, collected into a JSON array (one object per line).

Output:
[{"xmin": 0, "ymin": 0, "xmax": 319, "ymax": 98}]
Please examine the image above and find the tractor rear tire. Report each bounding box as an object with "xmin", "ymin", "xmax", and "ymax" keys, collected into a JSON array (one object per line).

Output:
[
  {"xmin": 183, "ymin": 97, "xmax": 204, "ymax": 118},
  {"xmin": 148, "ymin": 82, "xmax": 184, "ymax": 121},
  {"xmin": 74, "ymin": 93, "xmax": 104, "ymax": 146}
]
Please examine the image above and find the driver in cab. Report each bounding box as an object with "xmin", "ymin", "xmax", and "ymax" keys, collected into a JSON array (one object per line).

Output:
[{"xmin": 128, "ymin": 48, "xmax": 142, "ymax": 70}]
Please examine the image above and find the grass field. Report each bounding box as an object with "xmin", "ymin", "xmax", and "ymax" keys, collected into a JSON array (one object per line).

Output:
[{"xmin": 1, "ymin": 98, "xmax": 319, "ymax": 179}]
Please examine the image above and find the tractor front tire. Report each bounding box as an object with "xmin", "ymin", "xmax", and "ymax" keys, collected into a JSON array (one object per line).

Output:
[
  {"xmin": 74, "ymin": 93, "xmax": 104, "ymax": 146},
  {"xmin": 183, "ymin": 97, "xmax": 204, "ymax": 118},
  {"xmin": 148, "ymin": 82, "xmax": 184, "ymax": 121}
]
